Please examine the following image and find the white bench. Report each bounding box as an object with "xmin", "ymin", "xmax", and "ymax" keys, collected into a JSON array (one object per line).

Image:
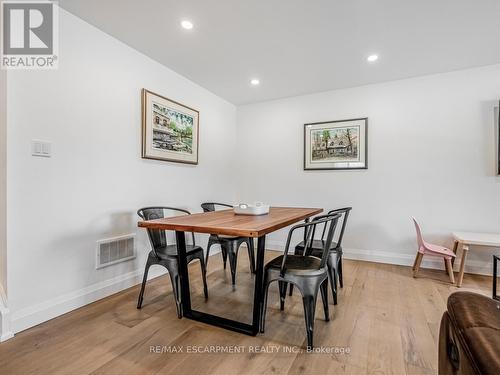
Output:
[{"xmin": 452, "ymin": 232, "xmax": 500, "ymax": 287}]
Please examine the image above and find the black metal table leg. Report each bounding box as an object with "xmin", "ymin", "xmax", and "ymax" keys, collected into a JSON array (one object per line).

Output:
[
  {"xmin": 175, "ymin": 230, "xmax": 267, "ymax": 336},
  {"xmin": 252, "ymin": 236, "xmax": 266, "ymax": 334},
  {"xmin": 175, "ymin": 231, "xmax": 191, "ymax": 317}
]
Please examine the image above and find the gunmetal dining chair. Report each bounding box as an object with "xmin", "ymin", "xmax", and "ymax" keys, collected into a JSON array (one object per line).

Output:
[
  {"xmin": 290, "ymin": 207, "xmax": 352, "ymax": 305},
  {"xmin": 137, "ymin": 207, "xmax": 208, "ymax": 318},
  {"xmin": 201, "ymin": 202, "xmax": 255, "ymax": 285},
  {"xmin": 260, "ymin": 212, "xmax": 341, "ymax": 349}
]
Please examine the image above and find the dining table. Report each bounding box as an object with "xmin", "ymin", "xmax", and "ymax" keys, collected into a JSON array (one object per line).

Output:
[{"xmin": 138, "ymin": 206, "xmax": 322, "ymax": 336}]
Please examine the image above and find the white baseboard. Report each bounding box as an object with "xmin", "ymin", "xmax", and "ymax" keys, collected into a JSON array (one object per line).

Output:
[
  {"xmin": 4, "ymin": 249, "xmax": 225, "ymax": 341},
  {"xmin": 10, "ymin": 266, "xmax": 167, "ymax": 335},
  {"xmin": 264, "ymin": 240, "xmax": 494, "ymax": 276}
]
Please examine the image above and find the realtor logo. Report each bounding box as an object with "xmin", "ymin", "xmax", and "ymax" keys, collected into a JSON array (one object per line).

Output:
[{"xmin": 1, "ymin": 1, "xmax": 58, "ymax": 69}]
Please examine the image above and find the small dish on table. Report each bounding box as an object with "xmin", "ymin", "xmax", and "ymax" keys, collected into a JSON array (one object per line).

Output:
[{"xmin": 233, "ymin": 202, "xmax": 270, "ymax": 216}]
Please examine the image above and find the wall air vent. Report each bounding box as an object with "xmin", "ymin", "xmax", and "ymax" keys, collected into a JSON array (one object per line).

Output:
[{"xmin": 96, "ymin": 234, "xmax": 136, "ymax": 269}]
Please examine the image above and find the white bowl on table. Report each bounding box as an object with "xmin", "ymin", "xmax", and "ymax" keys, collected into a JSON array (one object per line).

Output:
[{"xmin": 233, "ymin": 202, "xmax": 270, "ymax": 216}]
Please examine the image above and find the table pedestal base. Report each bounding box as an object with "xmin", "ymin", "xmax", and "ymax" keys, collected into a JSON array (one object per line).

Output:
[{"xmin": 176, "ymin": 231, "xmax": 266, "ymax": 336}]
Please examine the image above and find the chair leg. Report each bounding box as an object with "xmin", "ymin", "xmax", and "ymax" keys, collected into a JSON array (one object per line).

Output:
[
  {"xmin": 221, "ymin": 243, "xmax": 228, "ymax": 269},
  {"xmin": 247, "ymin": 238, "xmax": 256, "ymax": 274},
  {"xmin": 278, "ymin": 281, "xmax": 287, "ymax": 311},
  {"xmin": 333, "ymin": 269, "xmax": 338, "ymax": 303},
  {"xmin": 445, "ymin": 258, "xmax": 455, "ymax": 284},
  {"xmin": 320, "ymin": 280, "xmax": 329, "ymax": 321},
  {"xmin": 259, "ymin": 274, "xmax": 270, "ymax": 333},
  {"xmin": 227, "ymin": 242, "xmax": 238, "ymax": 286},
  {"xmin": 205, "ymin": 237, "xmax": 214, "ymax": 267},
  {"xmin": 337, "ymin": 254, "xmax": 343, "ymax": 288},
  {"xmin": 137, "ymin": 259, "xmax": 152, "ymax": 309},
  {"xmin": 413, "ymin": 253, "xmax": 423, "ymax": 277},
  {"xmin": 200, "ymin": 255, "xmax": 209, "ymax": 299},
  {"xmin": 167, "ymin": 269, "xmax": 182, "ymax": 319},
  {"xmin": 327, "ymin": 253, "xmax": 338, "ymax": 305},
  {"xmin": 302, "ymin": 294, "xmax": 317, "ymax": 349},
  {"xmin": 289, "ymin": 284, "xmax": 294, "ymax": 296},
  {"xmin": 412, "ymin": 252, "xmax": 419, "ymax": 271}
]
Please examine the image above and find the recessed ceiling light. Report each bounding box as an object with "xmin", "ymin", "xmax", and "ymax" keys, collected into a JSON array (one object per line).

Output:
[
  {"xmin": 181, "ymin": 20, "xmax": 193, "ymax": 30},
  {"xmin": 250, "ymin": 78, "xmax": 260, "ymax": 86},
  {"xmin": 367, "ymin": 54, "xmax": 379, "ymax": 62}
]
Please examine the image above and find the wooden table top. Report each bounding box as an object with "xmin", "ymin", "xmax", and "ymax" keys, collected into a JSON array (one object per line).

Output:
[{"xmin": 138, "ymin": 206, "xmax": 323, "ymax": 237}]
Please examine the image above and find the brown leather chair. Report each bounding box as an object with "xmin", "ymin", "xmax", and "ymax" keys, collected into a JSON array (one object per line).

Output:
[{"xmin": 439, "ymin": 291, "xmax": 500, "ymax": 375}]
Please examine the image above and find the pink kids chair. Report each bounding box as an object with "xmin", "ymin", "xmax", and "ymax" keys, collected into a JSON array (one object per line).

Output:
[{"xmin": 412, "ymin": 218, "xmax": 456, "ymax": 283}]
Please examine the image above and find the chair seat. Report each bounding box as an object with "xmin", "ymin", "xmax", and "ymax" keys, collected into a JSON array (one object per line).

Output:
[
  {"xmin": 421, "ymin": 243, "xmax": 456, "ymax": 258},
  {"xmin": 266, "ymin": 255, "xmax": 326, "ymax": 276},
  {"xmin": 216, "ymin": 234, "xmax": 241, "ymax": 240},
  {"xmin": 295, "ymin": 239, "xmax": 339, "ymax": 252},
  {"xmin": 153, "ymin": 244, "xmax": 203, "ymax": 260},
  {"xmin": 210, "ymin": 233, "xmax": 245, "ymax": 241}
]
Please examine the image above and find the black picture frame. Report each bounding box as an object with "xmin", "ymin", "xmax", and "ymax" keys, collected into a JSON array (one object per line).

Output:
[{"xmin": 304, "ymin": 117, "xmax": 368, "ymax": 170}]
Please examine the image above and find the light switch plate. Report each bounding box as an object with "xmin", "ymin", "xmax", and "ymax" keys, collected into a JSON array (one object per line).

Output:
[{"xmin": 32, "ymin": 140, "xmax": 51, "ymax": 157}]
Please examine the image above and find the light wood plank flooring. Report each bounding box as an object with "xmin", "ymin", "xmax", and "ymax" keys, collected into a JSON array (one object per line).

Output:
[{"xmin": 0, "ymin": 250, "xmax": 492, "ymax": 375}]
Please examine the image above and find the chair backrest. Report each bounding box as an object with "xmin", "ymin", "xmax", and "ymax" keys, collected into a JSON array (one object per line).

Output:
[
  {"xmin": 201, "ymin": 202, "xmax": 233, "ymax": 212},
  {"xmin": 281, "ymin": 212, "xmax": 341, "ymax": 276},
  {"xmin": 318, "ymin": 207, "xmax": 352, "ymax": 247},
  {"xmin": 137, "ymin": 207, "xmax": 195, "ymax": 258},
  {"xmin": 412, "ymin": 217, "xmax": 425, "ymax": 251}
]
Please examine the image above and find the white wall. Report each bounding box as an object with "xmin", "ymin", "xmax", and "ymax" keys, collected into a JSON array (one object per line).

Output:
[
  {"xmin": 6, "ymin": 10, "xmax": 236, "ymax": 333},
  {"xmin": 236, "ymin": 65, "xmax": 500, "ymax": 273},
  {"xmin": 1, "ymin": 65, "xmax": 13, "ymax": 342}
]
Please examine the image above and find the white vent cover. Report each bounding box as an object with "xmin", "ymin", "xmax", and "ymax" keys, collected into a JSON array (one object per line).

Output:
[{"xmin": 96, "ymin": 234, "xmax": 136, "ymax": 269}]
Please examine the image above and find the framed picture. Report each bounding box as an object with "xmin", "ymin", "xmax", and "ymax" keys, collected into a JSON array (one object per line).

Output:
[
  {"xmin": 141, "ymin": 89, "xmax": 199, "ymax": 164},
  {"xmin": 304, "ymin": 118, "xmax": 368, "ymax": 170}
]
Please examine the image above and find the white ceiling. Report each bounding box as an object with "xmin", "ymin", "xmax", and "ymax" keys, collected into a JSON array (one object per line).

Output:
[{"xmin": 59, "ymin": 0, "xmax": 500, "ymax": 105}]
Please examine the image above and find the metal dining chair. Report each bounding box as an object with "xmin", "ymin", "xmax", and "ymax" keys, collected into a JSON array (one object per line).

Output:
[
  {"xmin": 260, "ymin": 212, "xmax": 341, "ymax": 349},
  {"xmin": 290, "ymin": 207, "xmax": 352, "ymax": 305},
  {"xmin": 137, "ymin": 207, "xmax": 208, "ymax": 318},
  {"xmin": 201, "ymin": 202, "xmax": 255, "ymax": 285}
]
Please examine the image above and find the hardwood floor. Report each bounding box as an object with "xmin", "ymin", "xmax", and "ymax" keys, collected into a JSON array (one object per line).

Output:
[{"xmin": 0, "ymin": 250, "xmax": 492, "ymax": 375}]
